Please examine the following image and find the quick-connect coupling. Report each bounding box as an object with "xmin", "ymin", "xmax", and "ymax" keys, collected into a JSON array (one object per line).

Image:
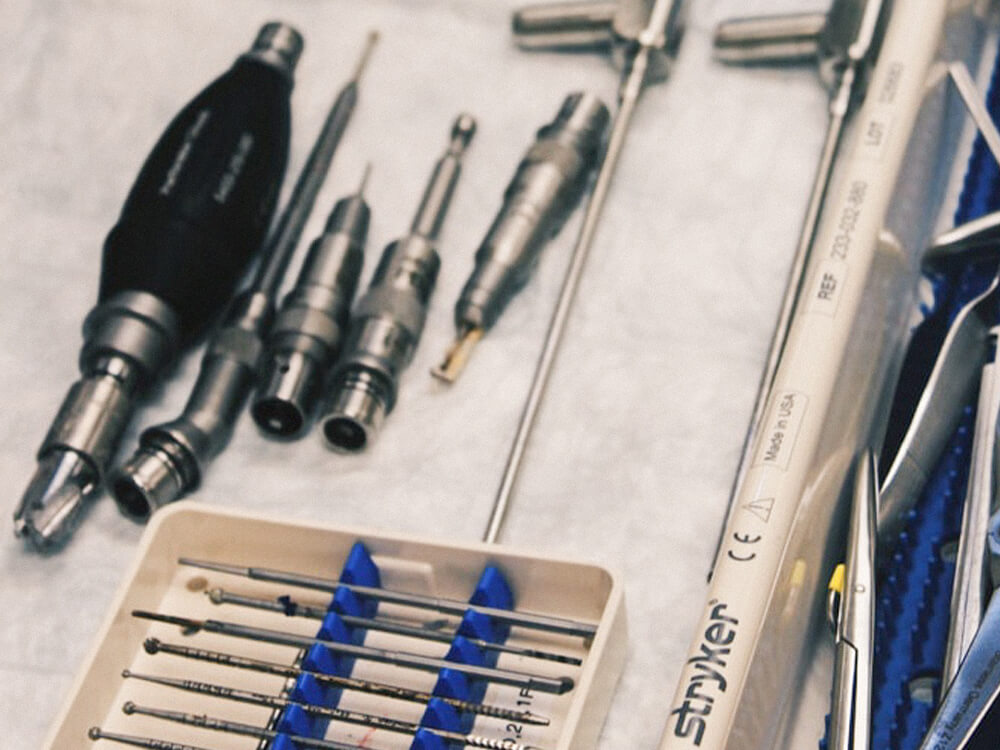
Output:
[
  {"xmin": 456, "ymin": 92, "xmax": 608, "ymax": 332},
  {"xmin": 112, "ymin": 290, "xmax": 271, "ymax": 519},
  {"xmin": 321, "ymin": 235, "xmax": 441, "ymax": 453},
  {"xmin": 14, "ymin": 291, "xmax": 179, "ymax": 549},
  {"xmin": 432, "ymin": 93, "xmax": 608, "ymax": 383},
  {"xmin": 252, "ymin": 190, "xmax": 369, "ymax": 438}
]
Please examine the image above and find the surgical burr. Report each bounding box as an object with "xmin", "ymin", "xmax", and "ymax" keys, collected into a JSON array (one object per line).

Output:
[
  {"xmin": 207, "ymin": 587, "xmax": 583, "ymax": 664},
  {"xmin": 144, "ymin": 638, "xmax": 551, "ymax": 725},
  {"xmin": 252, "ymin": 166, "xmax": 371, "ymax": 438},
  {"xmin": 320, "ymin": 114, "xmax": 475, "ymax": 452},
  {"xmin": 13, "ymin": 23, "xmax": 299, "ymax": 551},
  {"xmin": 432, "ymin": 93, "xmax": 609, "ymax": 383},
  {"xmin": 88, "ymin": 727, "xmax": 212, "ymax": 750},
  {"xmin": 179, "ymin": 557, "xmax": 597, "ymax": 637},
  {"xmin": 111, "ymin": 32, "xmax": 377, "ymax": 518},
  {"xmin": 133, "ymin": 610, "xmax": 575, "ymax": 694},
  {"xmin": 123, "ymin": 670, "xmax": 543, "ymax": 750},
  {"xmin": 121, "ymin": 702, "xmax": 363, "ymax": 750}
]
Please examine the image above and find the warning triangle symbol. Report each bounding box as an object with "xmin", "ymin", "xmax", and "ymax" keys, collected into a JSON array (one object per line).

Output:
[{"xmin": 744, "ymin": 497, "xmax": 774, "ymax": 523}]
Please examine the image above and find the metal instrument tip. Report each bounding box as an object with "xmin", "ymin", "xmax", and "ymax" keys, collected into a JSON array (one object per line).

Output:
[
  {"xmin": 351, "ymin": 30, "xmax": 380, "ymax": 82},
  {"xmin": 178, "ymin": 557, "xmax": 248, "ymax": 576},
  {"xmin": 431, "ymin": 327, "xmax": 483, "ymax": 383},
  {"xmin": 450, "ymin": 114, "xmax": 477, "ymax": 154},
  {"xmin": 132, "ymin": 609, "xmax": 204, "ymax": 634},
  {"xmin": 358, "ymin": 162, "xmax": 373, "ymax": 197}
]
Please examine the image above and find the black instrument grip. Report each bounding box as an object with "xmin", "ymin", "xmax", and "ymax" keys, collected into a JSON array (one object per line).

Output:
[{"xmin": 99, "ymin": 57, "xmax": 292, "ymax": 341}]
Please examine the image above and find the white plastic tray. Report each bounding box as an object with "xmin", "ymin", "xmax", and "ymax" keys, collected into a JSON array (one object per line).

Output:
[{"xmin": 45, "ymin": 503, "xmax": 626, "ymax": 750}]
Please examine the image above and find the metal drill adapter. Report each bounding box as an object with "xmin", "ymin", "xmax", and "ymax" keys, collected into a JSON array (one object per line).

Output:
[
  {"xmin": 320, "ymin": 115, "xmax": 476, "ymax": 453},
  {"xmin": 13, "ymin": 23, "xmax": 299, "ymax": 550},
  {"xmin": 252, "ymin": 171, "xmax": 371, "ymax": 439},
  {"xmin": 432, "ymin": 92, "xmax": 609, "ymax": 382}
]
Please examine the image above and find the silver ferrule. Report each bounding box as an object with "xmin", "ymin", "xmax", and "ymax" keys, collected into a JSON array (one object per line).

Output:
[
  {"xmin": 241, "ymin": 22, "xmax": 304, "ymax": 80},
  {"xmin": 456, "ymin": 92, "xmax": 609, "ymax": 331},
  {"xmin": 321, "ymin": 369, "xmax": 391, "ymax": 453},
  {"xmin": 252, "ymin": 197, "xmax": 368, "ymax": 438},
  {"xmin": 14, "ymin": 291, "xmax": 179, "ymax": 549},
  {"xmin": 319, "ymin": 274, "xmax": 431, "ymax": 454},
  {"xmin": 112, "ymin": 291, "xmax": 272, "ymax": 519}
]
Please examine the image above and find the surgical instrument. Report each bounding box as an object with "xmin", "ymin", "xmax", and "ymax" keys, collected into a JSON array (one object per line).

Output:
[
  {"xmin": 207, "ymin": 587, "xmax": 583, "ymax": 664},
  {"xmin": 88, "ymin": 728, "xmax": 214, "ymax": 750},
  {"xmin": 320, "ymin": 115, "xmax": 475, "ymax": 452},
  {"xmin": 13, "ymin": 23, "xmax": 299, "ymax": 550},
  {"xmin": 121, "ymin": 670, "xmax": 541, "ymax": 750},
  {"xmin": 942, "ymin": 327, "xmax": 1000, "ymax": 683},
  {"xmin": 431, "ymin": 92, "xmax": 608, "ymax": 383},
  {"xmin": 121, "ymin": 702, "xmax": 365, "ymax": 750},
  {"xmin": 484, "ymin": 0, "xmax": 686, "ymax": 543},
  {"xmin": 143, "ymin": 638, "xmax": 552, "ymax": 726},
  {"xmin": 826, "ymin": 451, "xmax": 876, "ymax": 750},
  {"xmin": 918, "ymin": 509, "xmax": 1000, "ymax": 749},
  {"xmin": 112, "ymin": 32, "xmax": 377, "ymax": 517},
  {"xmin": 707, "ymin": 0, "xmax": 888, "ymax": 578},
  {"xmin": 179, "ymin": 556, "xmax": 598, "ymax": 637},
  {"xmin": 252, "ymin": 167, "xmax": 371, "ymax": 438},
  {"xmin": 131, "ymin": 610, "xmax": 575, "ymax": 694}
]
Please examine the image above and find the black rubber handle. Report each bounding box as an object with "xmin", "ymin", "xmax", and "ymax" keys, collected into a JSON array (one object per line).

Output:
[{"xmin": 99, "ymin": 56, "xmax": 292, "ymax": 342}]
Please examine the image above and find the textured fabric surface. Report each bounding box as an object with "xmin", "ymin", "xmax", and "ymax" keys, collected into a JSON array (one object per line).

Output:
[{"xmin": 0, "ymin": 0, "xmax": 832, "ymax": 746}]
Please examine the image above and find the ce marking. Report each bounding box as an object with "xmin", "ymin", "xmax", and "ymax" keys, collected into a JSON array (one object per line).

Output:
[{"xmin": 727, "ymin": 532, "xmax": 762, "ymax": 562}]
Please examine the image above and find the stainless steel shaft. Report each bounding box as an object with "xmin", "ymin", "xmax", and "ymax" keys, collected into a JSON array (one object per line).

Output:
[
  {"xmin": 132, "ymin": 610, "xmax": 574, "ymax": 694},
  {"xmin": 144, "ymin": 637, "xmax": 551, "ymax": 726}
]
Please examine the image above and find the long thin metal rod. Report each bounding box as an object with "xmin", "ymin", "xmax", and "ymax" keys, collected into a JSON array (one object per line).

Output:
[
  {"xmin": 88, "ymin": 727, "xmax": 216, "ymax": 750},
  {"xmin": 482, "ymin": 0, "xmax": 675, "ymax": 544},
  {"xmin": 253, "ymin": 31, "xmax": 378, "ymax": 296},
  {"xmin": 133, "ymin": 611, "xmax": 573, "ymax": 695},
  {"xmin": 144, "ymin": 638, "xmax": 550, "ymax": 726},
  {"xmin": 208, "ymin": 588, "xmax": 582, "ymax": 665},
  {"xmin": 122, "ymin": 703, "xmax": 362, "ymax": 750},
  {"xmin": 179, "ymin": 558, "xmax": 596, "ymax": 638},
  {"xmin": 123, "ymin": 671, "xmax": 541, "ymax": 750}
]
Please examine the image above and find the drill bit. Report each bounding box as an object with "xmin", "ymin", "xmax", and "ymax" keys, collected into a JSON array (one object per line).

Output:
[
  {"xmin": 252, "ymin": 165, "xmax": 372, "ymax": 438},
  {"xmin": 320, "ymin": 115, "xmax": 475, "ymax": 452},
  {"xmin": 88, "ymin": 727, "xmax": 215, "ymax": 750},
  {"xmin": 122, "ymin": 702, "xmax": 363, "ymax": 750},
  {"xmin": 179, "ymin": 557, "xmax": 597, "ymax": 638},
  {"xmin": 123, "ymin": 670, "xmax": 545, "ymax": 750},
  {"xmin": 143, "ymin": 638, "xmax": 551, "ymax": 726},
  {"xmin": 133, "ymin": 610, "xmax": 575, "ymax": 694},
  {"xmin": 13, "ymin": 23, "xmax": 301, "ymax": 550},
  {"xmin": 432, "ymin": 92, "xmax": 609, "ymax": 383},
  {"xmin": 207, "ymin": 587, "xmax": 583, "ymax": 665},
  {"xmin": 112, "ymin": 32, "xmax": 378, "ymax": 518}
]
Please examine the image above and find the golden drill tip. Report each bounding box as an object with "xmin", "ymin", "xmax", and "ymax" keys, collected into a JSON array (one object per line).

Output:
[{"xmin": 431, "ymin": 327, "xmax": 484, "ymax": 383}]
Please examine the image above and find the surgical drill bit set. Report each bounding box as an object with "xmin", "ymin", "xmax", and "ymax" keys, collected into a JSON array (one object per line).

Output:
[
  {"xmin": 46, "ymin": 508, "xmax": 625, "ymax": 749},
  {"xmin": 18, "ymin": 0, "xmax": 1000, "ymax": 749}
]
